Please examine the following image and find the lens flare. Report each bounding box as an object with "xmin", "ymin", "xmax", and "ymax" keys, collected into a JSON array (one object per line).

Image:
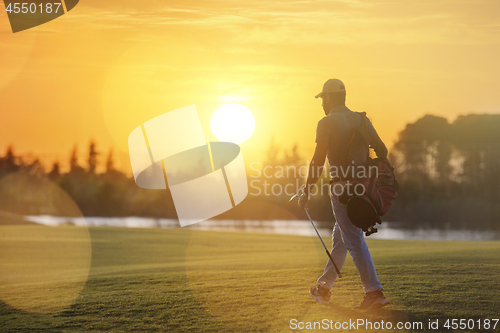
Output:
[{"xmin": 0, "ymin": 172, "xmax": 91, "ymax": 313}]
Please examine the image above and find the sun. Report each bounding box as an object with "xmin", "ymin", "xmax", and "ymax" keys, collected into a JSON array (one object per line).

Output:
[{"xmin": 210, "ymin": 103, "xmax": 256, "ymax": 144}]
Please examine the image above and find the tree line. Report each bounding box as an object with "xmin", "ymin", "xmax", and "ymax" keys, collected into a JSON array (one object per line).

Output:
[
  {"xmin": 0, "ymin": 142, "xmax": 177, "ymax": 218},
  {"xmin": 388, "ymin": 114, "xmax": 500, "ymax": 229},
  {"xmin": 0, "ymin": 113, "xmax": 499, "ymax": 229}
]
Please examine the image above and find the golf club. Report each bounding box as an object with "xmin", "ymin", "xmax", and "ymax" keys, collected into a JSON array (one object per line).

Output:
[{"xmin": 290, "ymin": 192, "xmax": 342, "ymax": 278}]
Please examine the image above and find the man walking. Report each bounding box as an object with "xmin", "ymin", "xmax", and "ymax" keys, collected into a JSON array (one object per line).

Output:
[{"xmin": 298, "ymin": 78, "xmax": 389, "ymax": 310}]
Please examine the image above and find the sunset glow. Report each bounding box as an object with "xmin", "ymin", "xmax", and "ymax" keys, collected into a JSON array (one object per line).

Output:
[{"xmin": 1, "ymin": 0, "xmax": 500, "ymax": 172}]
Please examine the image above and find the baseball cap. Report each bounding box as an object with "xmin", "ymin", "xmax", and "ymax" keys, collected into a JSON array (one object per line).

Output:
[{"xmin": 315, "ymin": 79, "xmax": 346, "ymax": 99}]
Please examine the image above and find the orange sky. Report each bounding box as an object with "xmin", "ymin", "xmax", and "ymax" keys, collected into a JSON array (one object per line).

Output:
[{"xmin": 1, "ymin": 0, "xmax": 500, "ymax": 173}]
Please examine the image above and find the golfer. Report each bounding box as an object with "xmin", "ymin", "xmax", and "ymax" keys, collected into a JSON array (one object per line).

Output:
[{"xmin": 299, "ymin": 78, "xmax": 389, "ymax": 310}]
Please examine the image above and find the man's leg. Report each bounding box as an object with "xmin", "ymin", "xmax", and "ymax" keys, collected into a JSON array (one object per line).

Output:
[
  {"xmin": 317, "ymin": 222, "xmax": 347, "ymax": 290},
  {"xmin": 331, "ymin": 195, "xmax": 383, "ymax": 293}
]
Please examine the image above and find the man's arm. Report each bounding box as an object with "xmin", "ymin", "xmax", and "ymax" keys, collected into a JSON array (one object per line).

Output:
[
  {"xmin": 304, "ymin": 141, "xmax": 329, "ymax": 197},
  {"xmin": 370, "ymin": 132, "xmax": 388, "ymax": 161}
]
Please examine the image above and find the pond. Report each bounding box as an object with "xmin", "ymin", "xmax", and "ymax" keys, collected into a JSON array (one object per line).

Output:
[{"xmin": 24, "ymin": 216, "xmax": 500, "ymax": 241}]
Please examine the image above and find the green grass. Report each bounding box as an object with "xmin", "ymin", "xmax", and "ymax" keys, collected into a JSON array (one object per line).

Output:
[{"xmin": 1, "ymin": 227, "xmax": 500, "ymax": 332}]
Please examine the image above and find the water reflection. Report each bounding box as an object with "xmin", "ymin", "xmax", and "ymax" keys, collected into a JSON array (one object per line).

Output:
[{"xmin": 25, "ymin": 216, "xmax": 500, "ymax": 241}]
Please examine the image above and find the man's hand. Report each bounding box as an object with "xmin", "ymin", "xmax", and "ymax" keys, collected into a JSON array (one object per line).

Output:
[
  {"xmin": 301, "ymin": 141, "xmax": 328, "ymax": 212},
  {"xmin": 298, "ymin": 191, "xmax": 309, "ymax": 210}
]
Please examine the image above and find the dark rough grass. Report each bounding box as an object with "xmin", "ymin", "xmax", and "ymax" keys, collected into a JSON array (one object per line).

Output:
[{"xmin": 1, "ymin": 227, "xmax": 499, "ymax": 332}]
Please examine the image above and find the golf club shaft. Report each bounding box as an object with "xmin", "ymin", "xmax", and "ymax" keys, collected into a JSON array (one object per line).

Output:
[{"xmin": 305, "ymin": 209, "xmax": 343, "ymax": 278}]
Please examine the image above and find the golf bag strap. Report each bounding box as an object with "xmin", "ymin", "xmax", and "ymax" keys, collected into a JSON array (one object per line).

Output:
[
  {"xmin": 341, "ymin": 112, "xmax": 370, "ymax": 181},
  {"xmin": 355, "ymin": 112, "xmax": 372, "ymax": 146}
]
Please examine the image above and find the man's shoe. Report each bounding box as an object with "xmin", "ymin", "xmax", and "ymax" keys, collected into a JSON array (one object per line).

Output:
[
  {"xmin": 309, "ymin": 285, "xmax": 331, "ymax": 305},
  {"xmin": 355, "ymin": 290, "xmax": 389, "ymax": 310}
]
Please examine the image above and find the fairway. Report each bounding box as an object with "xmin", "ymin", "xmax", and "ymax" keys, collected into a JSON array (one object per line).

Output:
[{"xmin": 1, "ymin": 226, "xmax": 500, "ymax": 332}]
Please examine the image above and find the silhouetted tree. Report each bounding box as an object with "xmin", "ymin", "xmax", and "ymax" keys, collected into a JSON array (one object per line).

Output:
[
  {"xmin": 393, "ymin": 115, "xmax": 451, "ymax": 191},
  {"xmin": 48, "ymin": 161, "xmax": 60, "ymax": 180},
  {"xmin": 69, "ymin": 144, "xmax": 84, "ymax": 175},
  {"xmin": 0, "ymin": 145, "xmax": 21, "ymax": 176},
  {"xmin": 88, "ymin": 140, "xmax": 98, "ymax": 174},
  {"xmin": 26, "ymin": 159, "xmax": 45, "ymax": 177},
  {"xmin": 105, "ymin": 148, "xmax": 115, "ymax": 173}
]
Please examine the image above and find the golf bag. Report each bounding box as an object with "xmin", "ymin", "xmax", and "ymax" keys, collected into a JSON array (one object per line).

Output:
[{"xmin": 337, "ymin": 113, "xmax": 399, "ymax": 236}]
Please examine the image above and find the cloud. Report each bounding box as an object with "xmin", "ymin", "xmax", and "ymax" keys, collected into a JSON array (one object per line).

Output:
[{"xmin": 56, "ymin": 0, "xmax": 500, "ymax": 48}]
